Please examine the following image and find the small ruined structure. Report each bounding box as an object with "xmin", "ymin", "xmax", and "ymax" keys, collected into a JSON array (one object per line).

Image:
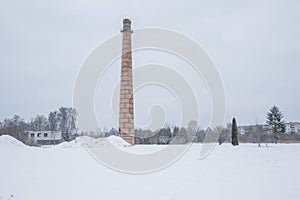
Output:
[{"xmin": 23, "ymin": 131, "xmax": 62, "ymax": 145}]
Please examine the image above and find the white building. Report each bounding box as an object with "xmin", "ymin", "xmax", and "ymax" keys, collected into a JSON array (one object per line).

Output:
[
  {"xmin": 238, "ymin": 122, "xmax": 300, "ymax": 135},
  {"xmin": 238, "ymin": 124, "xmax": 270, "ymax": 135},
  {"xmin": 24, "ymin": 131, "xmax": 62, "ymax": 145},
  {"xmin": 286, "ymin": 122, "xmax": 300, "ymax": 134}
]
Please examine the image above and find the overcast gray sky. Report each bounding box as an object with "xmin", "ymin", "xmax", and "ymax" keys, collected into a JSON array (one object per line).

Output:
[{"xmin": 0, "ymin": 0, "xmax": 299, "ymax": 129}]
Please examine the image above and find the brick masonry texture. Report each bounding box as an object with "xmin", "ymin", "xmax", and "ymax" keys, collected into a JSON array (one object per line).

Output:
[{"xmin": 119, "ymin": 19, "xmax": 134, "ymax": 145}]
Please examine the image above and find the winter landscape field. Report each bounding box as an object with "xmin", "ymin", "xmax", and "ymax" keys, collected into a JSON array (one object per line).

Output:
[
  {"xmin": 1, "ymin": 1, "xmax": 300, "ymax": 199},
  {"xmin": 1, "ymin": 135, "xmax": 299, "ymax": 200}
]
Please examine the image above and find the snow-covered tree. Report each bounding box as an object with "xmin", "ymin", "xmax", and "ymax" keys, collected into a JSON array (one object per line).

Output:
[
  {"xmin": 157, "ymin": 127, "xmax": 172, "ymax": 144},
  {"xmin": 58, "ymin": 107, "xmax": 77, "ymax": 141},
  {"xmin": 0, "ymin": 115, "xmax": 28, "ymax": 139},
  {"xmin": 105, "ymin": 128, "xmax": 119, "ymax": 137},
  {"xmin": 217, "ymin": 126, "xmax": 229, "ymax": 145},
  {"xmin": 187, "ymin": 120, "xmax": 198, "ymax": 140},
  {"xmin": 170, "ymin": 127, "xmax": 191, "ymax": 144},
  {"xmin": 31, "ymin": 115, "xmax": 48, "ymax": 131},
  {"xmin": 48, "ymin": 111, "xmax": 59, "ymax": 131},
  {"xmin": 0, "ymin": 122, "xmax": 3, "ymax": 134},
  {"xmin": 187, "ymin": 120, "xmax": 198, "ymax": 132}
]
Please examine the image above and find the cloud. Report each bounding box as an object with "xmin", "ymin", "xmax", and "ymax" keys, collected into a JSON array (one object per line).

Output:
[{"xmin": 0, "ymin": 0, "xmax": 299, "ymax": 127}]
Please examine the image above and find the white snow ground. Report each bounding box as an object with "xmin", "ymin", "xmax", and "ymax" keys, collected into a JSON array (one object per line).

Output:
[{"xmin": 0, "ymin": 135, "xmax": 300, "ymax": 200}]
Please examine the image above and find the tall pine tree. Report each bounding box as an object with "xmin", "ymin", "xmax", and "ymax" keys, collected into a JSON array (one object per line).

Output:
[{"xmin": 266, "ymin": 105, "xmax": 286, "ymax": 144}]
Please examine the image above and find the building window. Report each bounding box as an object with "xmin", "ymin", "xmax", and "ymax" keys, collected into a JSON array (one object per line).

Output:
[
  {"xmin": 37, "ymin": 133, "xmax": 41, "ymax": 137},
  {"xmin": 44, "ymin": 133, "xmax": 48, "ymax": 137},
  {"xmin": 30, "ymin": 133, "xmax": 34, "ymax": 137}
]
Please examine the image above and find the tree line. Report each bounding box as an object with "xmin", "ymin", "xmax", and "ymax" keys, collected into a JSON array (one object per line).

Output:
[
  {"xmin": 94, "ymin": 106, "xmax": 299, "ymax": 145},
  {"xmin": 0, "ymin": 107, "xmax": 78, "ymax": 142},
  {"xmin": 1, "ymin": 105, "xmax": 299, "ymax": 145}
]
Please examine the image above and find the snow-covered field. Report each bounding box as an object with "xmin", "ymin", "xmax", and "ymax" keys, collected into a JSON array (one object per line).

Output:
[{"xmin": 0, "ymin": 135, "xmax": 300, "ymax": 200}]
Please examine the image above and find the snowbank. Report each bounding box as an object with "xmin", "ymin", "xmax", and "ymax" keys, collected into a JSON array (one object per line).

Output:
[
  {"xmin": 105, "ymin": 135, "xmax": 131, "ymax": 147},
  {"xmin": 55, "ymin": 137, "xmax": 83, "ymax": 148},
  {"xmin": 0, "ymin": 135, "xmax": 26, "ymax": 147},
  {"xmin": 55, "ymin": 135, "xmax": 131, "ymax": 149},
  {"xmin": 0, "ymin": 135, "xmax": 131, "ymax": 149}
]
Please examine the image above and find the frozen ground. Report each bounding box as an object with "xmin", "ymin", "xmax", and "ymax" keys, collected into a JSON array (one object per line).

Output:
[{"xmin": 0, "ymin": 135, "xmax": 300, "ymax": 200}]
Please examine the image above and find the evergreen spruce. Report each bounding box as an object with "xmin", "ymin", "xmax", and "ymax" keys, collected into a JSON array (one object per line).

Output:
[
  {"xmin": 231, "ymin": 117, "xmax": 239, "ymax": 146},
  {"xmin": 266, "ymin": 105, "xmax": 286, "ymax": 144}
]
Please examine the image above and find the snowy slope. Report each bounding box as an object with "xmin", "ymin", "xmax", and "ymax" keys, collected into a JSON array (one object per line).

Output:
[
  {"xmin": 0, "ymin": 135, "xmax": 300, "ymax": 200},
  {"xmin": 106, "ymin": 135, "xmax": 131, "ymax": 147},
  {"xmin": 0, "ymin": 135, "xmax": 26, "ymax": 147},
  {"xmin": 55, "ymin": 135, "xmax": 131, "ymax": 149}
]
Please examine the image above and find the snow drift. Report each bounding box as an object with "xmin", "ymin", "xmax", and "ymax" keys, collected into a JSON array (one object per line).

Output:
[
  {"xmin": 0, "ymin": 134, "xmax": 131, "ymax": 149},
  {"xmin": 105, "ymin": 135, "xmax": 131, "ymax": 147},
  {"xmin": 54, "ymin": 135, "xmax": 131, "ymax": 149},
  {"xmin": 0, "ymin": 135, "xmax": 26, "ymax": 147},
  {"xmin": 1, "ymin": 134, "xmax": 300, "ymax": 200},
  {"xmin": 80, "ymin": 135, "xmax": 131, "ymax": 149}
]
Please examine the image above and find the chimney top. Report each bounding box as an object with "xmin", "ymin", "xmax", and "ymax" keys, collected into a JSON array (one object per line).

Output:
[
  {"xmin": 123, "ymin": 18, "xmax": 131, "ymax": 24},
  {"xmin": 121, "ymin": 18, "xmax": 132, "ymax": 33}
]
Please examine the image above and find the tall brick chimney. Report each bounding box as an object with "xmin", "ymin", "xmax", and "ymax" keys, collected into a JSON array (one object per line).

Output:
[{"xmin": 119, "ymin": 18, "xmax": 134, "ymax": 145}]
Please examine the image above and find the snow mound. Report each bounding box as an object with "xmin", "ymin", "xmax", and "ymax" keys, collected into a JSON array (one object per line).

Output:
[
  {"xmin": 55, "ymin": 136, "xmax": 131, "ymax": 149},
  {"xmin": 84, "ymin": 135, "xmax": 131, "ymax": 148},
  {"xmin": 0, "ymin": 135, "xmax": 26, "ymax": 147},
  {"xmin": 105, "ymin": 135, "xmax": 131, "ymax": 147},
  {"xmin": 56, "ymin": 137, "xmax": 83, "ymax": 148}
]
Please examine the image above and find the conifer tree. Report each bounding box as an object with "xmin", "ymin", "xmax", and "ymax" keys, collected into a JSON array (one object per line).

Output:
[
  {"xmin": 266, "ymin": 105, "xmax": 286, "ymax": 144},
  {"xmin": 231, "ymin": 117, "xmax": 239, "ymax": 146}
]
